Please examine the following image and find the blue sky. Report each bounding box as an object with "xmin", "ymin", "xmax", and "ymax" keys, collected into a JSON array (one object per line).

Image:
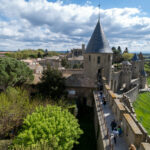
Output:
[
  {"xmin": 0, "ymin": 0, "xmax": 150, "ymax": 53},
  {"xmin": 51, "ymin": 0, "xmax": 150, "ymax": 16}
]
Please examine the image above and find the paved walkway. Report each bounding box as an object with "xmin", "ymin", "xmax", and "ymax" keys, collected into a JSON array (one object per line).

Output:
[{"xmin": 98, "ymin": 92, "xmax": 128, "ymax": 150}]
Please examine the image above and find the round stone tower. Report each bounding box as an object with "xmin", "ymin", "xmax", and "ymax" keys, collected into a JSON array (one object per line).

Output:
[
  {"xmin": 84, "ymin": 20, "xmax": 113, "ymax": 86},
  {"xmin": 121, "ymin": 61, "xmax": 132, "ymax": 90},
  {"xmin": 131, "ymin": 54, "xmax": 140, "ymax": 79}
]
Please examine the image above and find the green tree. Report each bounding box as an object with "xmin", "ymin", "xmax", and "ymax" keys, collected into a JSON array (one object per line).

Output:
[
  {"xmin": 112, "ymin": 47, "xmax": 117, "ymax": 54},
  {"xmin": 0, "ymin": 87, "xmax": 34, "ymax": 138},
  {"xmin": 0, "ymin": 57, "xmax": 33, "ymax": 90},
  {"xmin": 43, "ymin": 49, "xmax": 48, "ymax": 57},
  {"xmin": 122, "ymin": 53, "xmax": 134, "ymax": 61},
  {"xmin": 38, "ymin": 66, "xmax": 66, "ymax": 100},
  {"xmin": 37, "ymin": 52, "xmax": 42, "ymax": 58},
  {"xmin": 124, "ymin": 47, "xmax": 129, "ymax": 53},
  {"xmin": 61, "ymin": 58, "xmax": 70, "ymax": 68},
  {"xmin": 13, "ymin": 105, "xmax": 83, "ymax": 150},
  {"xmin": 112, "ymin": 46, "xmax": 123, "ymax": 63},
  {"xmin": 117, "ymin": 46, "xmax": 122, "ymax": 54}
]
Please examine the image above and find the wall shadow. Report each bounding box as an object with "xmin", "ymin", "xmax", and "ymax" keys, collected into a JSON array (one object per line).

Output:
[{"xmin": 73, "ymin": 103, "xmax": 97, "ymax": 150}]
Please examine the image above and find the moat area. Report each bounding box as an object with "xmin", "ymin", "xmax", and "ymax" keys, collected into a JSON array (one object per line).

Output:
[{"xmin": 73, "ymin": 106, "xmax": 96, "ymax": 150}]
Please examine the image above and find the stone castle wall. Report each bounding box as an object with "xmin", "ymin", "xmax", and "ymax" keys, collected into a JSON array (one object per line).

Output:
[
  {"xmin": 93, "ymin": 77, "xmax": 150, "ymax": 150},
  {"xmin": 124, "ymin": 85, "xmax": 139, "ymax": 102},
  {"xmin": 61, "ymin": 69, "xmax": 83, "ymax": 75}
]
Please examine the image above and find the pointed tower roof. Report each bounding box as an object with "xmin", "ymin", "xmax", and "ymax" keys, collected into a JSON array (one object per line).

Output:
[
  {"xmin": 132, "ymin": 54, "xmax": 139, "ymax": 61},
  {"xmin": 86, "ymin": 20, "xmax": 112, "ymax": 53},
  {"xmin": 138, "ymin": 52, "xmax": 144, "ymax": 60}
]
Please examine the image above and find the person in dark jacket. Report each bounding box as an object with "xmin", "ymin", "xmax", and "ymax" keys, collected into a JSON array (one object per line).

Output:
[{"xmin": 110, "ymin": 120, "xmax": 117, "ymax": 131}]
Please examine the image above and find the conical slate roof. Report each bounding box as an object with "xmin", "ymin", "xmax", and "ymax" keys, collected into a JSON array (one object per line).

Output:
[
  {"xmin": 132, "ymin": 54, "xmax": 139, "ymax": 61},
  {"xmin": 86, "ymin": 20, "xmax": 112, "ymax": 53},
  {"xmin": 138, "ymin": 52, "xmax": 144, "ymax": 60}
]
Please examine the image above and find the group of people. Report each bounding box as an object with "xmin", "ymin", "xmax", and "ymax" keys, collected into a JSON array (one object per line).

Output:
[
  {"xmin": 99, "ymin": 91, "xmax": 123, "ymax": 145},
  {"xmin": 110, "ymin": 120, "xmax": 123, "ymax": 144},
  {"xmin": 100, "ymin": 91, "xmax": 107, "ymax": 106}
]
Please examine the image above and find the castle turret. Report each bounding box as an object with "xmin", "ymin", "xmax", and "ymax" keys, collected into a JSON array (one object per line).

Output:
[
  {"xmin": 138, "ymin": 52, "xmax": 145, "ymax": 73},
  {"xmin": 121, "ymin": 61, "xmax": 132, "ymax": 90},
  {"xmin": 138, "ymin": 52, "xmax": 147, "ymax": 88},
  {"xmin": 84, "ymin": 20, "xmax": 113, "ymax": 86},
  {"xmin": 131, "ymin": 54, "xmax": 140, "ymax": 79}
]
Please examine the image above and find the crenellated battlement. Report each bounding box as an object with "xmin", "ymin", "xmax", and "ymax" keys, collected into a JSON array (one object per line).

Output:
[{"xmin": 93, "ymin": 78, "xmax": 150, "ymax": 150}]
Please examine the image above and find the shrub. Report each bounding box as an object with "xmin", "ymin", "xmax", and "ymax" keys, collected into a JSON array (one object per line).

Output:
[
  {"xmin": 0, "ymin": 87, "xmax": 35, "ymax": 138},
  {"xmin": 122, "ymin": 53, "xmax": 134, "ymax": 61},
  {"xmin": 0, "ymin": 57, "xmax": 33, "ymax": 90},
  {"xmin": 38, "ymin": 66, "xmax": 66, "ymax": 100},
  {"xmin": 13, "ymin": 105, "xmax": 83, "ymax": 150}
]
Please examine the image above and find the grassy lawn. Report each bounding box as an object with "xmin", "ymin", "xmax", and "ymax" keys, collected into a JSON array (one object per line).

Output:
[{"xmin": 133, "ymin": 92, "xmax": 150, "ymax": 135}]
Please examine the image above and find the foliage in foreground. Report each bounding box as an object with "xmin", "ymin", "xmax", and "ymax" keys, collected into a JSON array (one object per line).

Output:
[
  {"xmin": 133, "ymin": 92, "xmax": 150, "ymax": 135},
  {"xmin": 10, "ymin": 142, "xmax": 52, "ymax": 150},
  {"xmin": 37, "ymin": 66, "xmax": 66, "ymax": 100},
  {"xmin": 0, "ymin": 57, "xmax": 33, "ymax": 90},
  {"xmin": 0, "ymin": 87, "xmax": 35, "ymax": 138},
  {"xmin": 13, "ymin": 105, "xmax": 83, "ymax": 150}
]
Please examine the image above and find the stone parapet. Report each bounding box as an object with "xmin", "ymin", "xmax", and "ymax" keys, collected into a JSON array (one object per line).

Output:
[
  {"xmin": 123, "ymin": 113, "xmax": 143, "ymax": 148},
  {"xmin": 140, "ymin": 143, "xmax": 150, "ymax": 150}
]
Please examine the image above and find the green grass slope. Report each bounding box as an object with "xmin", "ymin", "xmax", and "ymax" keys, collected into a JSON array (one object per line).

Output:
[{"xmin": 133, "ymin": 92, "xmax": 150, "ymax": 135}]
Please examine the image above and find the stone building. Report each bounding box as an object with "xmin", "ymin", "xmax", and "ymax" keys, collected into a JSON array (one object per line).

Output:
[
  {"xmin": 84, "ymin": 20, "xmax": 113, "ymax": 86},
  {"xmin": 68, "ymin": 56, "xmax": 84, "ymax": 68},
  {"xmin": 65, "ymin": 20, "xmax": 113, "ymax": 106},
  {"xmin": 39, "ymin": 56, "xmax": 61, "ymax": 69},
  {"xmin": 64, "ymin": 18, "xmax": 149, "ymax": 150},
  {"xmin": 68, "ymin": 44, "xmax": 85, "ymax": 58},
  {"xmin": 65, "ymin": 19, "xmax": 147, "ymax": 104}
]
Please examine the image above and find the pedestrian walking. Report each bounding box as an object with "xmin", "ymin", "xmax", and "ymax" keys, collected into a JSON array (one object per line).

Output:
[
  {"xmin": 103, "ymin": 97, "xmax": 106, "ymax": 106},
  {"xmin": 118, "ymin": 125, "xmax": 123, "ymax": 136},
  {"xmin": 112, "ymin": 128, "xmax": 119, "ymax": 144},
  {"xmin": 100, "ymin": 91, "xmax": 103, "ymax": 98},
  {"xmin": 110, "ymin": 120, "xmax": 117, "ymax": 131}
]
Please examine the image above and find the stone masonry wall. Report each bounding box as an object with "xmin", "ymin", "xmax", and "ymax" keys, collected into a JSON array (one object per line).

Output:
[
  {"xmin": 93, "ymin": 77, "xmax": 150, "ymax": 150},
  {"xmin": 124, "ymin": 85, "xmax": 139, "ymax": 102}
]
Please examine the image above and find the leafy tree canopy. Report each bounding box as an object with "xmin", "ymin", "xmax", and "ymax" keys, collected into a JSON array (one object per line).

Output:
[
  {"xmin": 123, "ymin": 47, "xmax": 129, "ymax": 53},
  {"xmin": 0, "ymin": 57, "xmax": 33, "ymax": 90},
  {"xmin": 38, "ymin": 66, "xmax": 66, "ymax": 100},
  {"xmin": 0, "ymin": 87, "xmax": 34, "ymax": 138},
  {"xmin": 61, "ymin": 58, "xmax": 70, "ymax": 68},
  {"xmin": 13, "ymin": 105, "xmax": 83, "ymax": 150},
  {"xmin": 122, "ymin": 53, "xmax": 134, "ymax": 61},
  {"xmin": 112, "ymin": 46, "xmax": 122, "ymax": 54}
]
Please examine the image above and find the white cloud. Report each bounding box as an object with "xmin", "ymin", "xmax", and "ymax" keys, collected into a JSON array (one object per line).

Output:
[{"xmin": 0, "ymin": 0, "xmax": 150, "ymax": 52}]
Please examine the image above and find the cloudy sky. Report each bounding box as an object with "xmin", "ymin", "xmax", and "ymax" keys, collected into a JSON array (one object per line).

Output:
[{"xmin": 0, "ymin": 0, "xmax": 150, "ymax": 53}]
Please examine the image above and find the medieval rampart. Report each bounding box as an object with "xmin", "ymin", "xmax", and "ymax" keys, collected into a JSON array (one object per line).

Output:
[
  {"xmin": 61, "ymin": 69, "xmax": 83, "ymax": 75},
  {"xmin": 93, "ymin": 77, "xmax": 150, "ymax": 150},
  {"xmin": 124, "ymin": 85, "xmax": 139, "ymax": 102}
]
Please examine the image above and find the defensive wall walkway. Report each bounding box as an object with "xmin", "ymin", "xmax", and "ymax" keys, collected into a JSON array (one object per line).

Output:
[
  {"xmin": 94, "ymin": 91, "xmax": 128, "ymax": 150},
  {"xmin": 93, "ymin": 78, "xmax": 150, "ymax": 150},
  {"xmin": 98, "ymin": 91, "xmax": 128, "ymax": 150}
]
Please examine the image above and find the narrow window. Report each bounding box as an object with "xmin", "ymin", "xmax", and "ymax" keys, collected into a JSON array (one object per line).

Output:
[
  {"xmin": 97, "ymin": 56, "xmax": 100, "ymax": 64},
  {"xmin": 89, "ymin": 55, "xmax": 91, "ymax": 62}
]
